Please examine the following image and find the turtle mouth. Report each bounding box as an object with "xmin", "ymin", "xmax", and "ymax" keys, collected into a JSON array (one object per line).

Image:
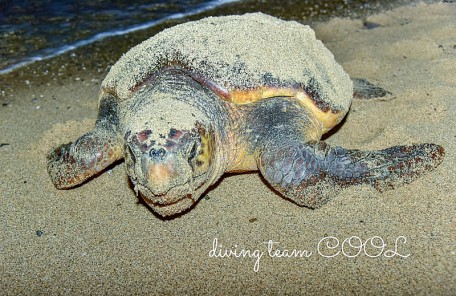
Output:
[
  {"xmin": 140, "ymin": 190, "xmax": 194, "ymax": 209},
  {"xmin": 135, "ymin": 172, "xmax": 208, "ymax": 207},
  {"xmin": 137, "ymin": 182, "xmax": 194, "ymax": 205}
]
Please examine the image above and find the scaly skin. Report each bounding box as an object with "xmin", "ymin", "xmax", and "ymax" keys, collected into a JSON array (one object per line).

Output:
[
  {"xmin": 119, "ymin": 70, "xmax": 232, "ymax": 216},
  {"xmin": 46, "ymin": 14, "xmax": 446, "ymax": 217},
  {"xmin": 240, "ymin": 97, "xmax": 445, "ymax": 208},
  {"xmin": 257, "ymin": 141, "xmax": 444, "ymax": 208},
  {"xmin": 47, "ymin": 95, "xmax": 124, "ymax": 189},
  {"xmin": 47, "ymin": 77, "xmax": 445, "ymax": 215}
]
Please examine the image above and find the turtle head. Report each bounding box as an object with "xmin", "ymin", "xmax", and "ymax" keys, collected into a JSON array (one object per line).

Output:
[
  {"xmin": 122, "ymin": 71, "xmax": 223, "ymax": 216},
  {"xmin": 124, "ymin": 120, "xmax": 216, "ymax": 216}
]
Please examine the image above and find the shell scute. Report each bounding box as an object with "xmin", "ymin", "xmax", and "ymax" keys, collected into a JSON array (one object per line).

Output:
[{"xmin": 102, "ymin": 13, "xmax": 353, "ymax": 131}]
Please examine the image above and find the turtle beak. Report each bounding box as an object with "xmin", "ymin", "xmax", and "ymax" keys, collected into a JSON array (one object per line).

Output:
[
  {"xmin": 138, "ymin": 146, "xmax": 194, "ymax": 202},
  {"xmin": 124, "ymin": 125, "xmax": 213, "ymax": 215}
]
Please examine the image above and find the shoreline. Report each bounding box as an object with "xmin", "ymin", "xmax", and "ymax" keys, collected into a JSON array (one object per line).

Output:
[{"xmin": 0, "ymin": 0, "xmax": 441, "ymax": 98}]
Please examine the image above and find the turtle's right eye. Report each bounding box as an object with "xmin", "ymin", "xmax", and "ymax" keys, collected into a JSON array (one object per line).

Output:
[{"xmin": 188, "ymin": 142, "xmax": 198, "ymax": 162}]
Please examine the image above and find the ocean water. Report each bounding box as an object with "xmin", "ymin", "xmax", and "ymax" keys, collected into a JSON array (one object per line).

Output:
[
  {"xmin": 0, "ymin": 0, "xmax": 240, "ymax": 74},
  {"xmin": 0, "ymin": 0, "xmax": 435, "ymax": 75}
]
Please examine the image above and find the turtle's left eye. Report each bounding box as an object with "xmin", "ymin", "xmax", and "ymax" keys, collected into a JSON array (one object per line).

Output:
[{"xmin": 126, "ymin": 145, "xmax": 136, "ymax": 163}]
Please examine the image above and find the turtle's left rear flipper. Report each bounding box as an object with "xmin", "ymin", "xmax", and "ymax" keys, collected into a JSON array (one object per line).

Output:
[
  {"xmin": 352, "ymin": 78, "xmax": 391, "ymax": 99},
  {"xmin": 258, "ymin": 142, "xmax": 445, "ymax": 208}
]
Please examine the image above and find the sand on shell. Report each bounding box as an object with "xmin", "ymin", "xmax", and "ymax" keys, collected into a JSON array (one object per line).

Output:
[
  {"xmin": 104, "ymin": 13, "xmax": 352, "ymax": 113},
  {"xmin": 0, "ymin": 2, "xmax": 455, "ymax": 295}
]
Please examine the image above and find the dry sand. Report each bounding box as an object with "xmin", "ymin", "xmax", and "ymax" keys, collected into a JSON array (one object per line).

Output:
[{"xmin": 1, "ymin": 2, "xmax": 455, "ymax": 295}]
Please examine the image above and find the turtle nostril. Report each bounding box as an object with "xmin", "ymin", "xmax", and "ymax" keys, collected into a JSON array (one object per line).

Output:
[{"xmin": 149, "ymin": 147, "xmax": 166, "ymax": 159}]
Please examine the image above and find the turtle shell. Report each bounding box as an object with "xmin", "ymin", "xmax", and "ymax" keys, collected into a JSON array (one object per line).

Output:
[{"xmin": 102, "ymin": 13, "xmax": 353, "ymax": 132}]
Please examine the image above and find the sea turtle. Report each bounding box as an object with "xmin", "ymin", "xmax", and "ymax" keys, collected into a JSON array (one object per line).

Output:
[{"xmin": 47, "ymin": 13, "xmax": 444, "ymax": 217}]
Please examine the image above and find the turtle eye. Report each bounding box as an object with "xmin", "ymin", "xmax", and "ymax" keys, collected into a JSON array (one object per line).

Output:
[
  {"xmin": 188, "ymin": 142, "xmax": 198, "ymax": 162},
  {"xmin": 125, "ymin": 145, "xmax": 136, "ymax": 173},
  {"xmin": 126, "ymin": 146, "xmax": 135, "ymax": 161}
]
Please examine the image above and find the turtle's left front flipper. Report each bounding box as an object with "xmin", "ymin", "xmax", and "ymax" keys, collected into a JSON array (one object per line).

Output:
[
  {"xmin": 258, "ymin": 142, "xmax": 445, "ymax": 208},
  {"xmin": 47, "ymin": 95, "xmax": 124, "ymax": 189}
]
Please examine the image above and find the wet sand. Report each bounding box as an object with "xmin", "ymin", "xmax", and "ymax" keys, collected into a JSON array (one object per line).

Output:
[{"xmin": 1, "ymin": 2, "xmax": 455, "ymax": 295}]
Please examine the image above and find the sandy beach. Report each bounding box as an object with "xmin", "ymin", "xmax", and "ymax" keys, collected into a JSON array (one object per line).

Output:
[{"xmin": 1, "ymin": 2, "xmax": 455, "ymax": 295}]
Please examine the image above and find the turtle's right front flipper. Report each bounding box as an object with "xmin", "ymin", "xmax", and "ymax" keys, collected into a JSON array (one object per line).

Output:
[
  {"xmin": 47, "ymin": 95, "xmax": 124, "ymax": 189},
  {"xmin": 258, "ymin": 142, "xmax": 445, "ymax": 208}
]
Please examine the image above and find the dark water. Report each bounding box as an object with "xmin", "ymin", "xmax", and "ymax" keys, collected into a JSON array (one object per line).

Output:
[
  {"xmin": 0, "ymin": 0, "xmax": 239, "ymax": 73},
  {"xmin": 0, "ymin": 0, "xmax": 439, "ymax": 75}
]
